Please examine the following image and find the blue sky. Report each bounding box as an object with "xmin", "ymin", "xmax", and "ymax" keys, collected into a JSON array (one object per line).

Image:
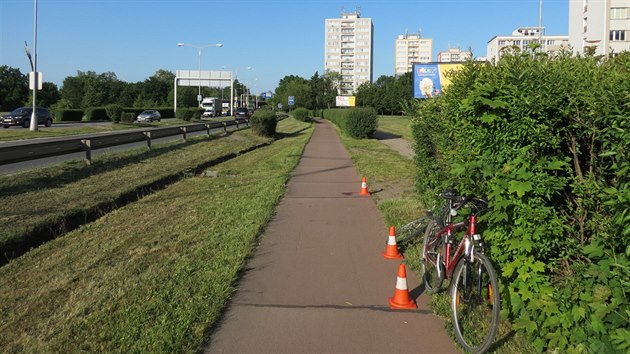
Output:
[{"xmin": 1, "ymin": 0, "xmax": 569, "ymax": 94}]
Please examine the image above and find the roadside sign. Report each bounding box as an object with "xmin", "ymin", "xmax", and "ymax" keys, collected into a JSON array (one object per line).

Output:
[
  {"xmin": 278, "ymin": 103, "xmax": 283, "ymax": 109},
  {"xmin": 288, "ymin": 96, "xmax": 295, "ymax": 106}
]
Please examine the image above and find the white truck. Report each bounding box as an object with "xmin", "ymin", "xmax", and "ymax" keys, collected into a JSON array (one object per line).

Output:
[
  {"xmin": 200, "ymin": 97, "xmax": 223, "ymax": 118},
  {"xmin": 222, "ymin": 102, "xmax": 231, "ymax": 116}
]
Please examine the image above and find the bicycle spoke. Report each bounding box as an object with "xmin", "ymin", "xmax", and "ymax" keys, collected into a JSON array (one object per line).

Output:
[
  {"xmin": 421, "ymin": 220, "xmax": 445, "ymax": 294},
  {"xmin": 451, "ymin": 252, "xmax": 500, "ymax": 354}
]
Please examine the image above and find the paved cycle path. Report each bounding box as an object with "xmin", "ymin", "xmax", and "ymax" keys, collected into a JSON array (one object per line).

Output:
[{"xmin": 206, "ymin": 119, "xmax": 458, "ymax": 353}]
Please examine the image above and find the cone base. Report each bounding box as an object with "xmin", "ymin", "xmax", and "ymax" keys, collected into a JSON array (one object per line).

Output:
[
  {"xmin": 389, "ymin": 296, "xmax": 417, "ymax": 310},
  {"xmin": 382, "ymin": 251, "xmax": 403, "ymax": 259},
  {"xmin": 359, "ymin": 189, "xmax": 370, "ymax": 196}
]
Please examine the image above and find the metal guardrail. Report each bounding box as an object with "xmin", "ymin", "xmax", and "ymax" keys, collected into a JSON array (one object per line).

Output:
[{"xmin": 0, "ymin": 118, "xmax": 250, "ymax": 166}]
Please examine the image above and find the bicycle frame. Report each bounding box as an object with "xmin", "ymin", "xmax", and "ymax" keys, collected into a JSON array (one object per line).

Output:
[{"xmin": 433, "ymin": 213, "xmax": 479, "ymax": 279}]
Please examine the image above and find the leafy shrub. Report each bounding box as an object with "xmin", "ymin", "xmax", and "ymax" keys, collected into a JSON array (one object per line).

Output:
[
  {"xmin": 176, "ymin": 108, "xmax": 203, "ymax": 121},
  {"xmin": 345, "ymin": 107, "xmax": 377, "ymax": 138},
  {"xmin": 156, "ymin": 107, "xmax": 174, "ymax": 119},
  {"xmin": 106, "ymin": 104, "xmax": 123, "ymax": 123},
  {"xmin": 53, "ymin": 109, "xmax": 83, "ymax": 122},
  {"xmin": 321, "ymin": 108, "xmax": 377, "ymax": 139},
  {"xmin": 84, "ymin": 107, "xmax": 108, "ymax": 121},
  {"xmin": 292, "ymin": 107, "xmax": 309, "ymax": 122},
  {"xmin": 120, "ymin": 112, "xmax": 136, "ymax": 123},
  {"xmin": 410, "ymin": 52, "xmax": 630, "ymax": 352},
  {"xmin": 250, "ymin": 109, "xmax": 277, "ymax": 137}
]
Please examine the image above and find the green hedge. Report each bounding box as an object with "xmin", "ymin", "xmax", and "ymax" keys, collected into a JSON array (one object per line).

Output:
[
  {"xmin": 106, "ymin": 104, "xmax": 123, "ymax": 123},
  {"xmin": 410, "ymin": 52, "xmax": 630, "ymax": 352},
  {"xmin": 84, "ymin": 107, "xmax": 109, "ymax": 121},
  {"xmin": 120, "ymin": 112, "xmax": 136, "ymax": 123},
  {"xmin": 322, "ymin": 107, "xmax": 378, "ymax": 139},
  {"xmin": 53, "ymin": 109, "xmax": 84, "ymax": 122},
  {"xmin": 250, "ymin": 109, "xmax": 277, "ymax": 137},
  {"xmin": 175, "ymin": 108, "xmax": 204, "ymax": 121},
  {"xmin": 292, "ymin": 107, "xmax": 309, "ymax": 122}
]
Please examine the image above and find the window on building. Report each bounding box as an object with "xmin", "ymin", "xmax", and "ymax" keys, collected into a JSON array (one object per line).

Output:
[
  {"xmin": 610, "ymin": 30, "xmax": 626, "ymax": 41},
  {"xmin": 611, "ymin": 8, "xmax": 628, "ymax": 19},
  {"xmin": 583, "ymin": 18, "xmax": 587, "ymax": 33},
  {"xmin": 498, "ymin": 40, "xmax": 506, "ymax": 45}
]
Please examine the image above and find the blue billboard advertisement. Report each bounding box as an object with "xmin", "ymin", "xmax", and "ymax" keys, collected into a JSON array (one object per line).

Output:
[{"xmin": 413, "ymin": 63, "xmax": 463, "ymax": 98}]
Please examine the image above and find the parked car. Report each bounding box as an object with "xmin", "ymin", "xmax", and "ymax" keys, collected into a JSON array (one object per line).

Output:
[
  {"xmin": 136, "ymin": 110, "xmax": 161, "ymax": 122},
  {"xmin": 233, "ymin": 107, "xmax": 251, "ymax": 118},
  {"xmin": 2, "ymin": 107, "xmax": 53, "ymax": 128}
]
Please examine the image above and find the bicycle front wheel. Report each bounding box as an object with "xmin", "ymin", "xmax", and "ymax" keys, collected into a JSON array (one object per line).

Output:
[
  {"xmin": 421, "ymin": 219, "xmax": 445, "ymax": 294},
  {"xmin": 450, "ymin": 251, "xmax": 500, "ymax": 354}
]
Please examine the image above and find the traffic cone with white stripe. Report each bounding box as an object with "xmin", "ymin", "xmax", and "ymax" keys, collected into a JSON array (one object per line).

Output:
[
  {"xmin": 389, "ymin": 263, "xmax": 417, "ymax": 310},
  {"xmin": 359, "ymin": 176, "xmax": 370, "ymax": 196},
  {"xmin": 383, "ymin": 226, "xmax": 403, "ymax": 259}
]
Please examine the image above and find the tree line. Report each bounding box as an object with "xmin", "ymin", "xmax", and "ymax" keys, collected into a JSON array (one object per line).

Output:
[
  {"xmin": 0, "ymin": 66, "xmax": 248, "ymax": 112},
  {"xmin": 2, "ymin": 64, "xmax": 414, "ymax": 114}
]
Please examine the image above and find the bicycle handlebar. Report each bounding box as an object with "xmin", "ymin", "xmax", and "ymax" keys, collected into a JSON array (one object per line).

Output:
[{"xmin": 441, "ymin": 190, "xmax": 488, "ymax": 213}]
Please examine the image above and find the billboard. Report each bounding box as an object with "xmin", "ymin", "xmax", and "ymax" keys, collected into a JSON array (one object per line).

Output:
[
  {"xmin": 336, "ymin": 96, "xmax": 356, "ymax": 107},
  {"xmin": 412, "ymin": 63, "xmax": 463, "ymax": 98}
]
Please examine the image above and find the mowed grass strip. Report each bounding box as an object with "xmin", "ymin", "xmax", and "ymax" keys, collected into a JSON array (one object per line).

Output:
[
  {"xmin": 0, "ymin": 119, "xmax": 313, "ymax": 352},
  {"xmin": 376, "ymin": 115, "xmax": 414, "ymax": 141},
  {"xmin": 0, "ymin": 125, "xmax": 273, "ymax": 255}
]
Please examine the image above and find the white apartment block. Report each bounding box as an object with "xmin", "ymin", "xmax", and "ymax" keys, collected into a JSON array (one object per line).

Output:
[
  {"xmin": 569, "ymin": 0, "xmax": 630, "ymax": 56},
  {"xmin": 325, "ymin": 10, "xmax": 373, "ymax": 96},
  {"xmin": 438, "ymin": 47, "xmax": 472, "ymax": 62},
  {"xmin": 394, "ymin": 33, "xmax": 432, "ymax": 76},
  {"xmin": 487, "ymin": 27, "xmax": 569, "ymax": 62}
]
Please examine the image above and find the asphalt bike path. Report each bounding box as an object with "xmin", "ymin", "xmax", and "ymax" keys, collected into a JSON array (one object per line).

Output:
[{"xmin": 206, "ymin": 119, "xmax": 458, "ymax": 353}]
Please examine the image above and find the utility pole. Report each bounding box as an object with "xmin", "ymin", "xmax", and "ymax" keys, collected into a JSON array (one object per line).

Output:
[{"xmin": 30, "ymin": 0, "xmax": 39, "ymax": 131}]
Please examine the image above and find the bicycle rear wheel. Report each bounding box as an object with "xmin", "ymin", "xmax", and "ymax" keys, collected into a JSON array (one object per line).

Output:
[
  {"xmin": 421, "ymin": 219, "xmax": 445, "ymax": 294},
  {"xmin": 450, "ymin": 251, "xmax": 500, "ymax": 354},
  {"xmin": 395, "ymin": 215, "xmax": 429, "ymax": 247}
]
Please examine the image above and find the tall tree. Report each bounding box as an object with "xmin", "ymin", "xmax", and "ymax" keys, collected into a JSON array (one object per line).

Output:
[{"xmin": 0, "ymin": 66, "xmax": 29, "ymax": 111}]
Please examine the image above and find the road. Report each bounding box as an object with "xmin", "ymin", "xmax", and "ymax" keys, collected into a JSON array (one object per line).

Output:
[{"xmin": 0, "ymin": 120, "xmax": 240, "ymax": 176}]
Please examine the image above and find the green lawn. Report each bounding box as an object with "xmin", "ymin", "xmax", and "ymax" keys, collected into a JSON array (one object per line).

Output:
[
  {"xmin": 377, "ymin": 115, "xmax": 414, "ymax": 141},
  {"xmin": 0, "ymin": 118, "xmax": 313, "ymax": 352}
]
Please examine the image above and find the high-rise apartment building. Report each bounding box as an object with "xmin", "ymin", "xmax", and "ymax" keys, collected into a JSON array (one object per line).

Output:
[
  {"xmin": 325, "ymin": 10, "xmax": 373, "ymax": 95},
  {"xmin": 487, "ymin": 27, "xmax": 569, "ymax": 62},
  {"xmin": 437, "ymin": 47, "xmax": 472, "ymax": 62},
  {"xmin": 569, "ymin": 0, "xmax": 630, "ymax": 56},
  {"xmin": 394, "ymin": 32, "xmax": 432, "ymax": 76}
]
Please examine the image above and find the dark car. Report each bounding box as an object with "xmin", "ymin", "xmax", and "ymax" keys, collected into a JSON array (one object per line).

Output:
[
  {"xmin": 2, "ymin": 107, "xmax": 53, "ymax": 128},
  {"xmin": 233, "ymin": 107, "xmax": 250, "ymax": 118}
]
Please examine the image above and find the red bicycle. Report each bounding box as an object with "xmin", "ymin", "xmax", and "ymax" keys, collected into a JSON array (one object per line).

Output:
[{"xmin": 421, "ymin": 190, "xmax": 500, "ymax": 354}]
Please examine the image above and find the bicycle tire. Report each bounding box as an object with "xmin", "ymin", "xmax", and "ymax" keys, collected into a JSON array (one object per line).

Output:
[
  {"xmin": 450, "ymin": 251, "xmax": 500, "ymax": 354},
  {"xmin": 421, "ymin": 219, "xmax": 445, "ymax": 294},
  {"xmin": 395, "ymin": 215, "xmax": 429, "ymax": 247}
]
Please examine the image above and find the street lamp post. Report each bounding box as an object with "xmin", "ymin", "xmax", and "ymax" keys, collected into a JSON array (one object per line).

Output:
[
  {"xmin": 30, "ymin": 0, "xmax": 38, "ymax": 132},
  {"xmin": 177, "ymin": 42, "xmax": 223, "ymax": 107}
]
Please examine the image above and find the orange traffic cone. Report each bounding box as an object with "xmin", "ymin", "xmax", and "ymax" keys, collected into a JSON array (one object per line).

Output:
[
  {"xmin": 389, "ymin": 263, "xmax": 417, "ymax": 310},
  {"xmin": 383, "ymin": 226, "xmax": 403, "ymax": 259},
  {"xmin": 359, "ymin": 176, "xmax": 370, "ymax": 196}
]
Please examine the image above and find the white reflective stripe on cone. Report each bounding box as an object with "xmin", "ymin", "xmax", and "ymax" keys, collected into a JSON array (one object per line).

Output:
[
  {"xmin": 396, "ymin": 277, "xmax": 408, "ymax": 290},
  {"xmin": 388, "ymin": 236, "xmax": 397, "ymax": 245}
]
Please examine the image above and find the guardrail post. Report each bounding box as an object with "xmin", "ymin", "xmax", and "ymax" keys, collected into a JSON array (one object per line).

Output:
[
  {"xmin": 205, "ymin": 124, "xmax": 211, "ymax": 136},
  {"xmin": 180, "ymin": 127, "xmax": 187, "ymax": 141},
  {"xmin": 81, "ymin": 139, "xmax": 92, "ymax": 165},
  {"xmin": 235, "ymin": 120, "xmax": 239, "ymax": 129},
  {"xmin": 223, "ymin": 122, "xmax": 228, "ymax": 133},
  {"xmin": 144, "ymin": 132, "xmax": 152, "ymax": 150}
]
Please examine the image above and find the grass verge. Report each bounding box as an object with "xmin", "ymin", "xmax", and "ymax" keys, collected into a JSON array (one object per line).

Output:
[
  {"xmin": 376, "ymin": 115, "xmax": 414, "ymax": 141},
  {"xmin": 0, "ymin": 118, "xmax": 313, "ymax": 352},
  {"xmin": 0, "ymin": 118, "xmax": 300, "ymax": 263},
  {"xmin": 330, "ymin": 116, "xmax": 535, "ymax": 354}
]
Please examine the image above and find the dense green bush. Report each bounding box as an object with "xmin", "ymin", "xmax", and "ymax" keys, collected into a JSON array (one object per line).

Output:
[
  {"xmin": 345, "ymin": 107, "xmax": 377, "ymax": 138},
  {"xmin": 53, "ymin": 109, "xmax": 84, "ymax": 122},
  {"xmin": 120, "ymin": 112, "xmax": 136, "ymax": 123},
  {"xmin": 250, "ymin": 109, "xmax": 277, "ymax": 137},
  {"xmin": 176, "ymin": 108, "xmax": 203, "ymax": 121},
  {"xmin": 106, "ymin": 104, "xmax": 123, "ymax": 123},
  {"xmin": 84, "ymin": 107, "xmax": 109, "ymax": 121},
  {"xmin": 410, "ymin": 52, "xmax": 630, "ymax": 352},
  {"xmin": 156, "ymin": 107, "xmax": 174, "ymax": 119},
  {"xmin": 292, "ymin": 107, "xmax": 309, "ymax": 122},
  {"xmin": 322, "ymin": 108, "xmax": 377, "ymax": 139}
]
